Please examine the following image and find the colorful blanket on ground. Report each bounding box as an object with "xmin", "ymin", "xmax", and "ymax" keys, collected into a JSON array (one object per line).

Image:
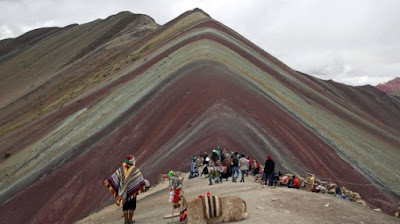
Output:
[
  {"xmin": 202, "ymin": 195, "xmax": 221, "ymax": 219},
  {"xmin": 105, "ymin": 162, "xmax": 146, "ymax": 206}
]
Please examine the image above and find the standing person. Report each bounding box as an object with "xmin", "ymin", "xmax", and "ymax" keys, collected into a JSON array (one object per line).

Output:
[
  {"xmin": 202, "ymin": 152, "xmax": 208, "ymax": 166},
  {"xmin": 264, "ymin": 155, "xmax": 275, "ymax": 186},
  {"xmin": 190, "ymin": 155, "xmax": 197, "ymax": 173},
  {"xmin": 231, "ymin": 152, "xmax": 239, "ymax": 182},
  {"xmin": 105, "ymin": 155, "xmax": 146, "ymax": 224},
  {"xmin": 201, "ymin": 157, "xmax": 210, "ymax": 178},
  {"xmin": 249, "ymin": 157, "xmax": 253, "ymax": 173},
  {"xmin": 246, "ymin": 156, "xmax": 250, "ymax": 176},
  {"xmin": 239, "ymin": 154, "xmax": 248, "ymax": 182}
]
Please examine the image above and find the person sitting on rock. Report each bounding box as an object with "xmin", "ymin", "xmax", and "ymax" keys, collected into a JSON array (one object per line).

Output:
[
  {"xmin": 188, "ymin": 166, "xmax": 199, "ymax": 179},
  {"xmin": 288, "ymin": 175, "xmax": 301, "ymax": 189},
  {"xmin": 209, "ymin": 161, "xmax": 223, "ymax": 185},
  {"xmin": 334, "ymin": 186, "xmax": 346, "ymax": 199},
  {"xmin": 253, "ymin": 160, "xmax": 260, "ymax": 176},
  {"xmin": 274, "ymin": 171, "xmax": 282, "ymax": 186}
]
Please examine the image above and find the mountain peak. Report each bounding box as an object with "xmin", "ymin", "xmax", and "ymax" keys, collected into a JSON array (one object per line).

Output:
[
  {"xmin": 0, "ymin": 8, "xmax": 399, "ymax": 223},
  {"xmin": 376, "ymin": 77, "xmax": 400, "ymax": 96}
]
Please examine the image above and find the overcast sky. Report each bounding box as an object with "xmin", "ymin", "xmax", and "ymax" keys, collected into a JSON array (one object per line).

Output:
[{"xmin": 1, "ymin": 0, "xmax": 399, "ymax": 86}]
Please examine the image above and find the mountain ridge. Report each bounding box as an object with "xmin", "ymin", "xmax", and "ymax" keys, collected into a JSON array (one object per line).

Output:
[
  {"xmin": 376, "ymin": 77, "xmax": 400, "ymax": 96},
  {"xmin": 0, "ymin": 8, "xmax": 399, "ymax": 223}
]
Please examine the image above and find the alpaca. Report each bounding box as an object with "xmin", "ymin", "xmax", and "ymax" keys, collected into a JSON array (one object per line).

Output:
[{"xmin": 187, "ymin": 195, "xmax": 248, "ymax": 224}]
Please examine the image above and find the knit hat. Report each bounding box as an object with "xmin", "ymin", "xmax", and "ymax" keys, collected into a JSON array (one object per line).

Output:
[
  {"xmin": 267, "ymin": 155, "xmax": 272, "ymax": 160},
  {"xmin": 126, "ymin": 155, "xmax": 135, "ymax": 165}
]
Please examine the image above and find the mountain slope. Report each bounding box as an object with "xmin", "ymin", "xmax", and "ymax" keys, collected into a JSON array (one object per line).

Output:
[
  {"xmin": 377, "ymin": 77, "xmax": 400, "ymax": 96},
  {"xmin": 0, "ymin": 8, "xmax": 399, "ymax": 223}
]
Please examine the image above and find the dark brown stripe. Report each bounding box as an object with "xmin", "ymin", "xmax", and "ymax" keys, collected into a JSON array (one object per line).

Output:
[
  {"xmin": 212, "ymin": 196, "xmax": 216, "ymax": 217},
  {"xmin": 208, "ymin": 196, "xmax": 212, "ymax": 218}
]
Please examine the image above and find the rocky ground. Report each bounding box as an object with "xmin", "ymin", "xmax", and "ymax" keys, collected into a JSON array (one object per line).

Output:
[{"xmin": 77, "ymin": 173, "xmax": 399, "ymax": 224}]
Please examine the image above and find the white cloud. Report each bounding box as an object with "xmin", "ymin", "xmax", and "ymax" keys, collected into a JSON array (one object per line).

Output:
[
  {"xmin": 20, "ymin": 20, "xmax": 57, "ymax": 33},
  {"xmin": 0, "ymin": 25, "xmax": 14, "ymax": 40}
]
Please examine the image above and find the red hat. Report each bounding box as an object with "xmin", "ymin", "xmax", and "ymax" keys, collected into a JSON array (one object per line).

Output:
[
  {"xmin": 126, "ymin": 155, "xmax": 135, "ymax": 165},
  {"xmin": 267, "ymin": 155, "xmax": 272, "ymax": 160}
]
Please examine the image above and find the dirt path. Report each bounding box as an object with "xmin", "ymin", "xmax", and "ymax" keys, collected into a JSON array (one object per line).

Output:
[{"xmin": 77, "ymin": 174, "xmax": 399, "ymax": 224}]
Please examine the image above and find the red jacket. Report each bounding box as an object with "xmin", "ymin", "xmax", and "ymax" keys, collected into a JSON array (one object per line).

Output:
[{"xmin": 293, "ymin": 178, "xmax": 301, "ymax": 189}]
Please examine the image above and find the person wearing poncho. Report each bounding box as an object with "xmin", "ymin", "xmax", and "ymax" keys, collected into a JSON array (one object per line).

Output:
[{"xmin": 105, "ymin": 155, "xmax": 145, "ymax": 224}]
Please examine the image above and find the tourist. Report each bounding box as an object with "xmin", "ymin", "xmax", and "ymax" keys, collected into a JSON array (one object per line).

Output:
[
  {"xmin": 231, "ymin": 152, "xmax": 239, "ymax": 182},
  {"xmin": 209, "ymin": 160, "xmax": 223, "ymax": 185},
  {"xmin": 201, "ymin": 157, "xmax": 210, "ymax": 178},
  {"xmin": 246, "ymin": 156, "xmax": 250, "ymax": 176},
  {"xmin": 249, "ymin": 157, "xmax": 253, "ymax": 173},
  {"xmin": 191, "ymin": 155, "xmax": 197, "ymax": 173},
  {"xmin": 253, "ymin": 160, "xmax": 260, "ymax": 176},
  {"xmin": 264, "ymin": 155, "xmax": 275, "ymax": 186},
  {"xmin": 239, "ymin": 154, "xmax": 248, "ymax": 182},
  {"xmin": 289, "ymin": 175, "xmax": 301, "ymax": 189}
]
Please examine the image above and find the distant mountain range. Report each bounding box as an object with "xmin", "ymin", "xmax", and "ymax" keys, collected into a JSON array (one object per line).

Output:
[{"xmin": 376, "ymin": 77, "xmax": 400, "ymax": 96}]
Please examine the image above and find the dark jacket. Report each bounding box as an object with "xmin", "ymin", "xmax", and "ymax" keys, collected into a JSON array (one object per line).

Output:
[
  {"xmin": 232, "ymin": 156, "xmax": 239, "ymax": 167},
  {"xmin": 264, "ymin": 159, "xmax": 275, "ymax": 174}
]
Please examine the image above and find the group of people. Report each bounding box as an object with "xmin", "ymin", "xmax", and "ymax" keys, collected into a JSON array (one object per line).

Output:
[
  {"xmin": 195, "ymin": 149, "xmax": 252, "ymax": 185},
  {"xmin": 188, "ymin": 146, "xmax": 282, "ymax": 187},
  {"xmin": 103, "ymin": 148, "xmax": 303, "ymax": 224},
  {"xmin": 189, "ymin": 148, "xmax": 303, "ymax": 190},
  {"xmin": 261, "ymin": 156, "xmax": 301, "ymax": 189}
]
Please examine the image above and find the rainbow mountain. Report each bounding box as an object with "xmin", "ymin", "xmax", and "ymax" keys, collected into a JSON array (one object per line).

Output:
[{"xmin": 0, "ymin": 9, "xmax": 399, "ymax": 223}]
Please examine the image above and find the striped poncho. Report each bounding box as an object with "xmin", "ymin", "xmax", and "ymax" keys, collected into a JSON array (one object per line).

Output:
[{"xmin": 105, "ymin": 162, "xmax": 146, "ymax": 206}]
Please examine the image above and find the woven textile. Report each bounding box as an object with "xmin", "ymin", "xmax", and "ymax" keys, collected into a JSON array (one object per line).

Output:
[
  {"xmin": 202, "ymin": 195, "xmax": 221, "ymax": 219},
  {"xmin": 105, "ymin": 163, "xmax": 145, "ymax": 206}
]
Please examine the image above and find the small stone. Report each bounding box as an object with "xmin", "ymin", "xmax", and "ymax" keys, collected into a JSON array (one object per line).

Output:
[
  {"xmin": 324, "ymin": 203, "xmax": 329, "ymax": 207},
  {"xmin": 284, "ymin": 210, "xmax": 290, "ymax": 213},
  {"xmin": 256, "ymin": 206, "xmax": 265, "ymax": 210},
  {"xmin": 271, "ymin": 198, "xmax": 277, "ymax": 201},
  {"xmin": 356, "ymin": 199, "xmax": 367, "ymax": 206},
  {"xmin": 373, "ymin": 208, "xmax": 381, "ymax": 212}
]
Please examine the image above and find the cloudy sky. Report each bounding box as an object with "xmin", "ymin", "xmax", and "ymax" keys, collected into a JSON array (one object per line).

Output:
[{"xmin": 1, "ymin": 0, "xmax": 399, "ymax": 86}]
